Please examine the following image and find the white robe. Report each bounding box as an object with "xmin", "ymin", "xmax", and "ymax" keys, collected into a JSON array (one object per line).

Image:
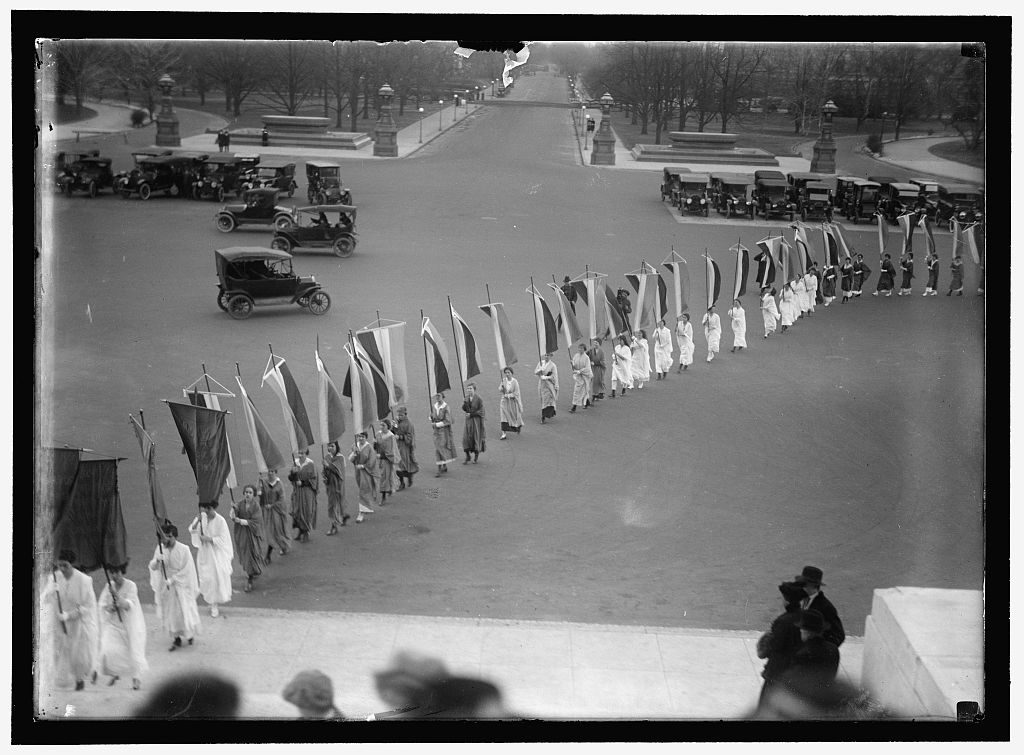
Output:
[
  {"xmin": 702, "ymin": 313, "xmax": 722, "ymax": 353},
  {"xmin": 188, "ymin": 511, "xmax": 234, "ymax": 605},
  {"xmin": 761, "ymin": 293, "xmax": 780, "ymax": 334},
  {"xmin": 652, "ymin": 326, "xmax": 673, "ymax": 372},
  {"xmin": 611, "ymin": 344, "xmax": 633, "ymax": 387},
  {"xmin": 631, "ymin": 337, "xmax": 651, "ymax": 383},
  {"xmin": 779, "ymin": 288, "xmax": 796, "ymax": 327},
  {"xmin": 570, "ymin": 351, "xmax": 592, "ymax": 406},
  {"xmin": 728, "ymin": 306, "xmax": 747, "ymax": 348},
  {"xmin": 675, "ymin": 321, "xmax": 694, "ymax": 365},
  {"xmin": 795, "ymin": 278, "xmax": 809, "ymax": 314},
  {"xmin": 41, "ymin": 568, "xmax": 98, "ymax": 687},
  {"xmin": 149, "ymin": 542, "xmax": 201, "ymax": 639},
  {"xmin": 805, "ymin": 273, "xmax": 818, "ymax": 312},
  {"xmin": 98, "ymin": 578, "xmax": 149, "ymax": 678}
]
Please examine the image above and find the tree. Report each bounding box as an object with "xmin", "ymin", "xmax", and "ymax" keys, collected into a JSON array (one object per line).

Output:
[
  {"xmin": 259, "ymin": 41, "xmax": 319, "ymax": 116},
  {"xmin": 878, "ymin": 45, "xmax": 924, "ymax": 141},
  {"xmin": 783, "ymin": 44, "xmax": 846, "ymax": 135},
  {"xmin": 51, "ymin": 39, "xmax": 110, "ymax": 115},
  {"xmin": 709, "ymin": 43, "xmax": 767, "ymax": 133},
  {"xmin": 943, "ymin": 55, "xmax": 985, "ymax": 150},
  {"xmin": 112, "ymin": 41, "xmax": 180, "ymax": 120},
  {"xmin": 831, "ymin": 45, "xmax": 886, "ymax": 132},
  {"xmin": 199, "ymin": 41, "xmax": 265, "ymax": 117},
  {"xmin": 177, "ymin": 42, "xmax": 213, "ymax": 105}
]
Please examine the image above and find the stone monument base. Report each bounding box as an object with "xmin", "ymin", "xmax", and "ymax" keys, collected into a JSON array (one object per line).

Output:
[
  {"xmin": 227, "ymin": 115, "xmax": 372, "ymax": 151},
  {"xmin": 632, "ymin": 131, "xmax": 778, "ymax": 166}
]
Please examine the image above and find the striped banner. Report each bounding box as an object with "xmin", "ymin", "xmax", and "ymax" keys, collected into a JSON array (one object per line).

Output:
[
  {"xmin": 897, "ymin": 212, "xmax": 916, "ymax": 255},
  {"xmin": 235, "ymin": 376, "xmax": 286, "ymax": 474},
  {"xmin": 421, "ymin": 316, "xmax": 453, "ymax": 395},
  {"xmin": 182, "ymin": 385, "xmax": 237, "ymax": 490},
  {"xmin": 547, "ymin": 282, "xmax": 584, "ymax": 348},
  {"xmin": 602, "ymin": 279, "xmax": 630, "ymax": 337},
  {"xmin": 449, "ymin": 303, "xmax": 482, "ymax": 381},
  {"xmin": 704, "ymin": 254, "xmax": 721, "ymax": 309},
  {"xmin": 262, "ymin": 354, "xmax": 314, "ymax": 454},
  {"xmin": 480, "ymin": 301, "xmax": 519, "ymax": 370},
  {"xmin": 755, "ymin": 236, "xmax": 781, "ymax": 288},
  {"xmin": 875, "ymin": 213, "xmax": 889, "ymax": 256},
  {"xmin": 526, "ymin": 286, "xmax": 559, "ymax": 356},
  {"xmin": 951, "ymin": 219, "xmax": 962, "ymax": 262},
  {"xmin": 918, "ymin": 213, "xmax": 936, "ymax": 257},
  {"xmin": 354, "ymin": 320, "xmax": 408, "ymax": 408},
  {"xmin": 571, "ymin": 275, "xmax": 610, "ymax": 341},
  {"xmin": 822, "ymin": 225, "xmax": 840, "ymax": 266},
  {"xmin": 315, "ymin": 349, "xmax": 346, "ymax": 446},
  {"xmin": 963, "ymin": 223, "xmax": 981, "ymax": 265},
  {"xmin": 662, "ymin": 251, "xmax": 690, "ymax": 318},
  {"xmin": 792, "ymin": 224, "xmax": 815, "ymax": 269},
  {"xmin": 730, "ymin": 243, "xmax": 750, "ymax": 300},
  {"xmin": 341, "ymin": 342, "xmax": 377, "ymax": 434},
  {"xmin": 624, "ymin": 264, "xmax": 659, "ymax": 333}
]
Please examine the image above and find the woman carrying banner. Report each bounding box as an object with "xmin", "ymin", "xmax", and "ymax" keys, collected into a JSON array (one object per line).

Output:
[
  {"xmin": 188, "ymin": 501, "xmax": 233, "ymax": 617},
  {"xmin": 873, "ymin": 254, "xmax": 896, "ymax": 296},
  {"xmin": 149, "ymin": 524, "xmax": 201, "ymax": 651},
  {"xmin": 840, "ymin": 256, "xmax": 855, "ymax": 303},
  {"xmin": 803, "ymin": 270, "xmax": 818, "ymax": 315},
  {"xmin": 794, "ymin": 275, "xmax": 809, "ymax": 319},
  {"xmin": 897, "ymin": 252, "xmax": 915, "ymax": 296},
  {"xmin": 760, "ymin": 288, "xmax": 780, "ymax": 338},
  {"xmin": 287, "ymin": 448, "xmax": 319, "ymax": 543},
  {"xmin": 258, "ymin": 468, "xmax": 291, "ymax": 559},
  {"xmin": 97, "ymin": 562, "xmax": 148, "ymax": 689},
  {"xmin": 375, "ymin": 420, "xmax": 399, "ymax": 504},
  {"xmin": 702, "ymin": 306, "xmax": 722, "ymax": 362},
  {"xmin": 779, "ymin": 283, "xmax": 796, "ymax": 331},
  {"xmin": 853, "ymin": 254, "xmax": 871, "ymax": 297},
  {"xmin": 947, "ymin": 255, "xmax": 964, "ymax": 295},
  {"xmin": 675, "ymin": 314, "xmax": 694, "ymax": 372},
  {"xmin": 727, "ymin": 299, "xmax": 747, "ymax": 352},
  {"xmin": 652, "ymin": 319, "xmax": 673, "ymax": 380},
  {"xmin": 42, "ymin": 549, "xmax": 98, "ymax": 690},
  {"xmin": 394, "ymin": 406, "xmax": 420, "ymax": 489},
  {"xmin": 821, "ymin": 264, "xmax": 837, "ymax": 306},
  {"xmin": 322, "ymin": 442, "xmax": 349, "ymax": 534},
  {"xmin": 229, "ymin": 484, "xmax": 266, "ymax": 592},
  {"xmin": 533, "ymin": 354, "xmax": 559, "ymax": 423},
  {"xmin": 349, "ymin": 432, "xmax": 379, "ymax": 516},
  {"xmin": 461, "ymin": 382, "xmax": 487, "ymax": 460},
  {"xmin": 587, "ymin": 338, "xmax": 607, "ymax": 400},
  {"xmin": 610, "ymin": 334, "xmax": 633, "ymax": 396},
  {"xmin": 570, "ymin": 343, "xmax": 592, "ymax": 413},
  {"xmin": 923, "ymin": 251, "xmax": 939, "ymax": 296},
  {"xmin": 630, "ymin": 330, "xmax": 651, "ymax": 389},
  {"xmin": 430, "ymin": 392, "xmax": 458, "ymax": 477},
  {"xmin": 498, "ymin": 367, "xmax": 523, "ymax": 439}
]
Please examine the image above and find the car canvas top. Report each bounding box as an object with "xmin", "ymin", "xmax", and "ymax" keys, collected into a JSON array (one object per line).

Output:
[
  {"xmin": 306, "ymin": 160, "xmax": 341, "ymax": 169},
  {"xmin": 216, "ymin": 246, "xmax": 294, "ymax": 262},
  {"xmin": 296, "ymin": 204, "xmax": 357, "ymax": 214},
  {"xmin": 756, "ymin": 178, "xmax": 789, "ymax": 187},
  {"xmin": 679, "ymin": 174, "xmax": 711, "ymax": 185},
  {"xmin": 711, "ymin": 173, "xmax": 754, "ymax": 185},
  {"xmin": 943, "ymin": 184, "xmax": 983, "ymax": 195},
  {"xmin": 805, "ymin": 181, "xmax": 832, "ymax": 192},
  {"xmin": 889, "ymin": 182, "xmax": 919, "ymax": 192},
  {"xmin": 852, "ymin": 179, "xmax": 881, "ymax": 188},
  {"xmin": 256, "ymin": 157, "xmax": 295, "ymax": 169}
]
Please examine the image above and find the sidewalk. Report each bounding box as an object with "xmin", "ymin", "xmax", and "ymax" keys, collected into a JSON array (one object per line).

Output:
[
  {"xmin": 37, "ymin": 604, "xmax": 863, "ymax": 720},
  {"xmin": 868, "ymin": 136, "xmax": 984, "ymax": 184}
]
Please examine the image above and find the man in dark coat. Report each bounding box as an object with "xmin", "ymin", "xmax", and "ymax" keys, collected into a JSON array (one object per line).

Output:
[
  {"xmin": 756, "ymin": 581, "xmax": 807, "ymax": 703},
  {"xmin": 561, "ymin": 276, "xmax": 578, "ymax": 314},
  {"xmin": 793, "ymin": 565, "xmax": 845, "ymax": 647},
  {"xmin": 790, "ymin": 609, "xmax": 840, "ymax": 684}
]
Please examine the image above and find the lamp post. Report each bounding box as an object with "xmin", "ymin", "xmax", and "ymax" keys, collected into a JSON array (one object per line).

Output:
[
  {"xmin": 373, "ymin": 82, "xmax": 397, "ymax": 157},
  {"xmin": 590, "ymin": 92, "xmax": 616, "ymax": 165},
  {"xmin": 879, "ymin": 111, "xmax": 889, "ymax": 145},
  {"xmin": 475, "ymin": 86, "xmax": 479, "ymax": 103},
  {"xmin": 464, "ymin": 90, "xmax": 470, "ymax": 114},
  {"xmin": 810, "ymin": 98, "xmax": 839, "ymax": 173},
  {"xmin": 491, "ymin": 79, "xmax": 496, "ymax": 97},
  {"xmin": 452, "ymin": 91, "xmax": 458, "ymax": 121},
  {"xmin": 438, "ymin": 99, "xmax": 444, "ymax": 131},
  {"xmin": 155, "ymin": 73, "xmax": 181, "ymax": 147},
  {"xmin": 583, "ymin": 104, "xmax": 589, "ymax": 150},
  {"xmin": 418, "ymin": 107, "xmax": 424, "ymax": 143}
]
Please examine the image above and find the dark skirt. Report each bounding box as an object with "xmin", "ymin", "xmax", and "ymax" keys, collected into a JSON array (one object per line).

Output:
[
  {"xmin": 500, "ymin": 422, "xmax": 521, "ymax": 433},
  {"xmin": 901, "ymin": 271, "xmax": 913, "ymax": 288},
  {"xmin": 541, "ymin": 406, "xmax": 556, "ymax": 419}
]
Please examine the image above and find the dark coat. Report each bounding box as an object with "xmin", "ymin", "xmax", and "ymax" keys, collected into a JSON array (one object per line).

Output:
[
  {"xmin": 791, "ymin": 635, "xmax": 840, "ymax": 682},
  {"xmin": 806, "ymin": 591, "xmax": 845, "ymax": 647},
  {"xmin": 758, "ymin": 609, "xmax": 802, "ymax": 682}
]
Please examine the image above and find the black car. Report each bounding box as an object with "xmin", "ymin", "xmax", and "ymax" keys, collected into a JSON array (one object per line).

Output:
[
  {"xmin": 798, "ymin": 181, "xmax": 834, "ymax": 222},
  {"xmin": 786, "ymin": 172, "xmax": 831, "ymax": 204},
  {"xmin": 845, "ymin": 179, "xmax": 882, "ymax": 223},
  {"xmin": 937, "ymin": 184, "xmax": 984, "ymax": 225},
  {"xmin": 661, "ymin": 169, "xmax": 683, "ymax": 203},
  {"xmin": 833, "ymin": 176, "xmax": 862, "ymax": 215},
  {"xmin": 908, "ymin": 178, "xmax": 942, "ymax": 219},
  {"xmin": 676, "ymin": 174, "xmax": 711, "ymax": 216},
  {"xmin": 305, "ymin": 161, "xmax": 352, "ymax": 205},
  {"xmin": 753, "ymin": 178, "xmax": 795, "ymax": 220},
  {"xmin": 192, "ymin": 153, "xmax": 258, "ymax": 201},
  {"xmin": 118, "ymin": 153, "xmax": 208, "ymax": 200},
  {"xmin": 877, "ymin": 182, "xmax": 922, "ymax": 224},
  {"xmin": 270, "ymin": 205, "xmax": 358, "ymax": 257},
  {"xmin": 214, "ymin": 188, "xmax": 297, "ymax": 233},
  {"xmin": 710, "ymin": 173, "xmax": 755, "ymax": 218},
  {"xmin": 58, "ymin": 155, "xmax": 116, "ymax": 197},
  {"xmin": 239, "ymin": 157, "xmax": 298, "ymax": 197},
  {"xmin": 215, "ymin": 246, "xmax": 331, "ymax": 320}
]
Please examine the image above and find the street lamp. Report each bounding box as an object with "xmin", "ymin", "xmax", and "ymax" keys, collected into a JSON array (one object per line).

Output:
[
  {"xmin": 583, "ymin": 104, "xmax": 589, "ymax": 150},
  {"xmin": 438, "ymin": 99, "xmax": 444, "ymax": 131},
  {"xmin": 464, "ymin": 90, "xmax": 470, "ymax": 114},
  {"xmin": 475, "ymin": 86, "xmax": 479, "ymax": 102},
  {"xmin": 418, "ymin": 107, "xmax": 424, "ymax": 143},
  {"xmin": 491, "ymin": 79, "xmax": 496, "ymax": 96},
  {"xmin": 879, "ymin": 110, "xmax": 889, "ymax": 145}
]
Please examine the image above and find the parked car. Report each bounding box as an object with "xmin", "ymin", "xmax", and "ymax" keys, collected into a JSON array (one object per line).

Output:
[
  {"xmin": 754, "ymin": 169, "xmax": 787, "ymax": 183},
  {"xmin": 192, "ymin": 153, "xmax": 258, "ymax": 201},
  {"xmin": 798, "ymin": 181, "xmax": 834, "ymax": 222},
  {"xmin": 710, "ymin": 173, "xmax": 754, "ymax": 218},
  {"xmin": 270, "ymin": 205, "xmax": 358, "ymax": 257},
  {"xmin": 239, "ymin": 157, "xmax": 298, "ymax": 197},
  {"xmin": 57, "ymin": 155, "xmax": 116, "ymax": 197},
  {"xmin": 786, "ymin": 172, "xmax": 832, "ymax": 203},
  {"xmin": 877, "ymin": 181, "xmax": 923, "ymax": 224},
  {"xmin": 214, "ymin": 188, "xmax": 296, "ymax": 233},
  {"xmin": 908, "ymin": 178, "xmax": 942, "ymax": 219},
  {"xmin": 305, "ymin": 161, "xmax": 352, "ymax": 205},
  {"xmin": 215, "ymin": 246, "xmax": 331, "ymax": 320},
  {"xmin": 845, "ymin": 179, "xmax": 882, "ymax": 223},
  {"xmin": 753, "ymin": 178, "xmax": 795, "ymax": 220},
  {"xmin": 56, "ymin": 150, "xmax": 99, "ymax": 191},
  {"xmin": 833, "ymin": 176, "xmax": 863, "ymax": 215},
  {"xmin": 661, "ymin": 169, "xmax": 684, "ymax": 203},
  {"xmin": 118, "ymin": 153, "xmax": 208, "ymax": 200},
  {"xmin": 675, "ymin": 174, "xmax": 712, "ymax": 216},
  {"xmin": 937, "ymin": 184, "xmax": 984, "ymax": 225}
]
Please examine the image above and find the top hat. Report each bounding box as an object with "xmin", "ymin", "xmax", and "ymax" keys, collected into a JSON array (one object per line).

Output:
[
  {"xmin": 797, "ymin": 609, "xmax": 826, "ymax": 634},
  {"xmin": 794, "ymin": 565, "xmax": 825, "ymax": 586}
]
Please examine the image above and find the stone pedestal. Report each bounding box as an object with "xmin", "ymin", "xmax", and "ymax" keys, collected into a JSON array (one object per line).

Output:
[
  {"xmin": 155, "ymin": 112, "xmax": 181, "ymax": 147},
  {"xmin": 373, "ymin": 124, "xmax": 398, "ymax": 157},
  {"xmin": 810, "ymin": 138, "xmax": 837, "ymax": 173},
  {"xmin": 590, "ymin": 131, "xmax": 615, "ymax": 165}
]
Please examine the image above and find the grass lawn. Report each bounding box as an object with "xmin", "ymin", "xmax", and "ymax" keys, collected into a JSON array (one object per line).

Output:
[
  {"xmin": 928, "ymin": 139, "xmax": 985, "ymax": 169},
  {"xmin": 51, "ymin": 102, "xmax": 98, "ymax": 124}
]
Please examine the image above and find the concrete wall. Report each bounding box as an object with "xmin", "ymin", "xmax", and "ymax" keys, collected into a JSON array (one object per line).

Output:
[{"xmin": 861, "ymin": 587, "xmax": 982, "ymax": 719}]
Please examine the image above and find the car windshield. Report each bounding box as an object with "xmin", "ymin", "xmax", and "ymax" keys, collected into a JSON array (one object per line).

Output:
[
  {"xmin": 808, "ymin": 191, "xmax": 829, "ymax": 200},
  {"xmin": 897, "ymin": 190, "xmax": 919, "ymax": 199},
  {"xmin": 682, "ymin": 183, "xmax": 705, "ymax": 192},
  {"xmin": 764, "ymin": 186, "xmax": 786, "ymax": 199},
  {"xmin": 320, "ymin": 176, "xmax": 341, "ymax": 188},
  {"xmin": 724, "ymin": 183, "xmax": 746, "ymax": 193},
  {"xmin": 198, "ymin": 163, "xmax": 222, "ymax": 177},
  {"xmin": 257, "ymin": 167, "xmax": 278, "ymax": 178},
  {"xmin": 860, "ymin": 188, "xmax": 878, "ymax": 201}
]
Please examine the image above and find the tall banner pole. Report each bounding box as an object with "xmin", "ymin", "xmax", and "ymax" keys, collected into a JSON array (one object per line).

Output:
[
  {"xmin": 420, "ymin": 309, "xmax": 434, "ymax": 409},
  {"xmin": 139, "ymin": 409, "xmax": 168, "ymax": 581},
  {"xmin": 446, "ymin": 295, "xmax": 467, "ymax": 401},
  {"xmin": 529, "ymin": 276, "xmax": 542, "ymax": 361}
]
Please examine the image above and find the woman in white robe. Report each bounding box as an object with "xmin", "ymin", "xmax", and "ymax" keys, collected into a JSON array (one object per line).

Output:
[
  {"xmin": 188, "ymin": 501, "xmax": 233, "ymax": 617},
  {"xmin": 569, "ymin": 343, "xmax": 592, "ymax": 412},
  {"xmin": 675, "ymin": 314, "xmax": 694, "ymax": 372},
  {"xmin": 794, "ymin": 276, "xmax": 809, "ymax": 317},
  {"xmin": 149, "ymin": 525, "xmax": 201, "ymax": 651},
  {"xmin": 498, "ymin": 367, "xmax": 523, "ymax": 439},
  {"xmin": 610, "ymin": 335, "xmax": 633, "ymax": 397},
  {"xmin": 652, "ymin": 319, "xmax": 673, "ymax": 379},
  {"xmin": 534, "ymin": 353, "xmax": 559, "ymax": 423},
  {"xmin": 41, "ymin": 550, "xmax": 98, "ymax": 690},
  {"xmin": 97, "ymin": 564, "xmax": 148, "ymax": 689},
  {"xmin": 702, "ymin": 307, "xmax": 722, "ymax": 362},
  {"xmin": 630, "ymin": 330, "xmax": 651, "ymax": 389},
  {"xmin": 779, "ymin": 283, "xmax": 796, "ymax": 331},
  {"xmin": 760, "ymin": 287, "xmax": 780, "ymax": 338},
  {"xmin": 727, "ymin": 299, "xmax": 747, "ymax": 351},
  {"xmin": 804, "ymin": 271, "xmax": 818, "ymax": 314}
]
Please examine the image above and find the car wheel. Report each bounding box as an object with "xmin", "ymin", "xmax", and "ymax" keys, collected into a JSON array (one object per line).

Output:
[
  {"xmin": 271, "ymin": 237, "xmax": 292, "ymax": 253},
  {"xmin": 216, "ymin": 186, "xmax": 225, "ymax": 203},
  {"xmin": 226, "ymin": 294, "xmax": 254, "ymax": 320},
  {"xmin": 217, "ymin": 291, "xmax": 230, "ymax": 311},
  {"xmin": 216, "ymin": 214, "xmax": 236, "ymax": 233},
  {"xmin": 315, "ymin": 191, "xmax": 327, "ymax": 205},
  {"xmin": 88, "ymin": 181, "xmax": 98, "ymax": 198},
  {"xmin": 139, "ymin": 183, "xmax": 152, "ymax": 201},
  {"xmin": 308, "ymin": 291, "xmax": 331, "ymax": 315},
  {"xmin": 274, "ymin": 214, "xmax": 294, "ymax": 231},
  {"xmin": 297, "ymin": 295, "xmax": 310, "ymax": 308},
  {"xmin": 333, "ymin": 235, "xmax": 356, "ymax": 258}
]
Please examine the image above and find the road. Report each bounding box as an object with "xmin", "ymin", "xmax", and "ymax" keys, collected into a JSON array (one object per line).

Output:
[{"xmin": 39, "ymin": 70, "xmax": 985, "ymax": 635}]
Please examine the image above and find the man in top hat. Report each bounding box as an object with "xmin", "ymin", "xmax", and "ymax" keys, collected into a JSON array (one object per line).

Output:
[
  {"xmin": 793, "ymin": 566, "xmax": 844, "ymax": 647},
  {"xmin": 790, "ymin": 609, "xmax": 840, "ymax": 684}
]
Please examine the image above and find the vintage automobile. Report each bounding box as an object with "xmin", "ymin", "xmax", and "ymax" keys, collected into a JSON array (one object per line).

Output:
[
  {"xmin": 56, "ymin": 150, "xmax": 99, "ymax": 190},
  {"xmin": 786, "ymin": 172, "xmax": 831, "ymax": 204},
  {"xmin": 754, "ymin": 169, "xmax": 787, "ymax": 184},
  {"xmin": 661, "ymin": 168, "xmax": 684, "ymax": 203},
  {"xmin": 753, "ymin": 178, "xmax": 796, "ymax": 220},
  {"xmin": 238, "ymin": 157, "xmax": 298, "ymax": 196},
  {"xmin": 215, "ymin": 246, "xmax": 331, "ymax": 320},
  {"xmin": 798, "ymin": 181, "xmax": 834, "ymax": 222},
  {"xmin": 908, "ymin": 178, "xmax": 942, "ymax": 219},
  {"xmin": 675, "ymin": 174, "xmax": 712, "ymax": 216},
  {"xmin": 305, "ymin": 161, "xmax": 352, "ymax": 205},
  {"xmin": 214, "ymin": 188, "xmax": 297, "ymax": 233},
  {"xmin": 937, "ymin": 184, "xmax": 984, "ymax": 225},
  {"xmin": 270, "ymin": 205, "xmax": 358, "ymax": 257},
  {"xmin": 118, "ymin": 153, "xmax": 209, "ymax": 200},
  {"xmin": 57, "ymin": 155, "xmax": 116, "ymax": 197},
  {"xmin": 192, "ymin": 153, "xmax": 259, "ymax": 201},
  {"xmin": 710, "ymin": 172, "xmax": 754, "ymax": 218},
  {"xmin": 833, "ymin": 176, "xmax": 863, "ymax": 215},
  {"xmin": 845, "ymin": 179, "xmax": 881, "ymax": 223},
  {"xmin": 877, "ymin": 181, "xmax": 923, "ymax": 224}
]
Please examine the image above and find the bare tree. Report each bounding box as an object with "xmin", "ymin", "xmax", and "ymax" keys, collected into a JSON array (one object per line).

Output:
[
  {"xmin": 51, "ymin": 40, "xmax": 110, "ymax": 115},
  {"xmin": 783, "ymin": 44, "xmax": 847, "ymax": 135},
  {"xmin": 199, "ymin": 41, "xmax": 264, "ymax": 117},
  {"xmin": 880, "ymin": 45, "xmax": 924, "ymax": 140},
  {"xmin": 710, "ymin": 43, "xmax": 767, "ymax": 133},
  {"xmin": 112, "ymin": 41, "xmax": 180, "ymax": 119},
  {"xmin": 942, "ymin": 55, "xmax": 985, "ymax": 150},
  {"xmin": 690, "ymin": 43, "xmax": 719, "ymax": 132},
  {"xmin": 832, "ymin": 45, "xmax": 886, "ymax": 131},
  {"xmin": 259, "ymin": 41, "xmax": 318, "ymax": 116}
]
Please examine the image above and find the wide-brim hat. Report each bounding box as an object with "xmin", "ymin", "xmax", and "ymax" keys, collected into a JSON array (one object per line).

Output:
[
  {"xmin": 778, "ymin": 581, "xmax": 807, "ymax": 605},
  {"xmin": 794, "ymin": 565, "xmax": 825, "ymax": 587},
  {"xmin": 797, "ymin": 609, "xmax": 826, "ymax": 634},
  {"xmin": 282, "ymin": 670, "xmax": 335, "ymax": 712}
]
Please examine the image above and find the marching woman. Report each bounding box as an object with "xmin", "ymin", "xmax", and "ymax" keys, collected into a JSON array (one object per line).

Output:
[
  {"xmin": 821, "ymin": 265, "xmax": 837, "ymax": 306},
  {"xmin": 853, "ymin": 254, "xmax": 871, "ymax": 297},
  {"xmin": 947, "ymin": 254, "xmax": 964, "ymax": 296},
  {"xmin": 779, "ymin": 282, "xmax": 796, "ymax": 332},
  {"xmin": 702, "ymin": 306, "xmax": 722, "ymax": 362},
  {"xmin": 498, "ymin": 367, "xmax": 523, "ymax": 440},
  {"xmin": 587, "ymin": 338, "xmax": 607, "ymax": 401},
  {"xmin": 760, "ymin": 287, "xmax": 780, "ymax": 338},
  {"xmin": 652, "ymin": 319, "xmax": 673, "ymax": 380},
  {"xmin": 803, "ymin": 270, "xmax": 817, "ymax": 315},
  {"xmin": 96, "ymin": 563, "xmax": 148, "ymax": 690},
  {"xmin": 727, "ymin": 299, "xmax": 747, "ymax": 352},
  {"xmin": 322, "ymin": 442, "xmax": 349, "ymax": 533},
  {"xmin": 898, "ymin": 252, "xmax": 915, "ymax": 295},
  {"xmin": 287, "ymin": 449, "xmax": 319, "ymax": 543},
  {"xmin": 840, "ymin": 256, "xmax": 855, "ymax": 303},
  {"xmin": 611, "ymin": 334, "xmax": 633, "ymax": 396},
  {"xmin": 42, "ymin": 550, "xmax": 98, "ymax": 689},
  {"xmin": 675, "ymin": 314, "xmax": 694, "ymax": 372},
  {"xmin": 630, "ymin": 330, "xmax": 651, "ymax": 389},
  {"xmin": 148, "ymin": 525, "xmax": 201, "ymax": 652},
  {"xmin": 874, "ymin": 253, "xmax": 896, "ymax": 296},
  {"xmin": 393, "ymin": 406, "xmax": 420, "ymax": 489},
  {"xmin": 570, "ymin": 343, "xmax": 592, "ymax": 413},
  {"xmin": 533, "ymin": 353, "xmax": 559, "ymax": 423},
  {"xmin": 229, "ymin": 484, "xmax": 266, "ymax": 593},
  {"xmin": 923, "ymin": 251, "xmax": 939, "ymax": 296},
  {"xmin": 462, "ymin": 382, "xmax": 487, "ymax": 459},
  {"xmin": 258, "ymin": 468, "xmax": 290, "ymax": 559},
  {"xmin": 794, "ymin": 274, "xmax": 809, "ymax": 319},
  {"xmin": 349, "ymin": 431, "xmax": 380, "ymax": 514},
  {"xmin": 375, "ymin": 420, "xmax": 399, "ymax": 503},
  {"xmin": 430, "ymin": 392, "xmax": 457, "ymax": 477},
  {"xmin": 188, "ymin": 501, "xmax": 233, "ymax": 617}
]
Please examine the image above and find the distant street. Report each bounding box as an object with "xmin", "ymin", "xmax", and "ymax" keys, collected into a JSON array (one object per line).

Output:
[{"xmin": 40, "ymin": 70, "xmax": 984, "ymax": 634}]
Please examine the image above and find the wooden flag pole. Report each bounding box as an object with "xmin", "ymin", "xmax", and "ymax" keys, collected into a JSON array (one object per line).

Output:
[
  {"xmin": 529, "ymin": 276, "xmax": 542, "ymax": 361},
  {"xmin": 139, "ymin": 409, "xmax": 169, "ymax": 581},
  {"xmin": 102, "ymin": 564, "xmax": 125, "ymax": 624},
  {"xmin": 420, "ymin": 309, "xmax": 434, "ymax": 416},
  {"xmin": 446, "ymin": 295, "xmax": 467, "ymax": 401},
  {"xmin": 51, "ymin": 568, "xmax": 68, "ymax": 635}
]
